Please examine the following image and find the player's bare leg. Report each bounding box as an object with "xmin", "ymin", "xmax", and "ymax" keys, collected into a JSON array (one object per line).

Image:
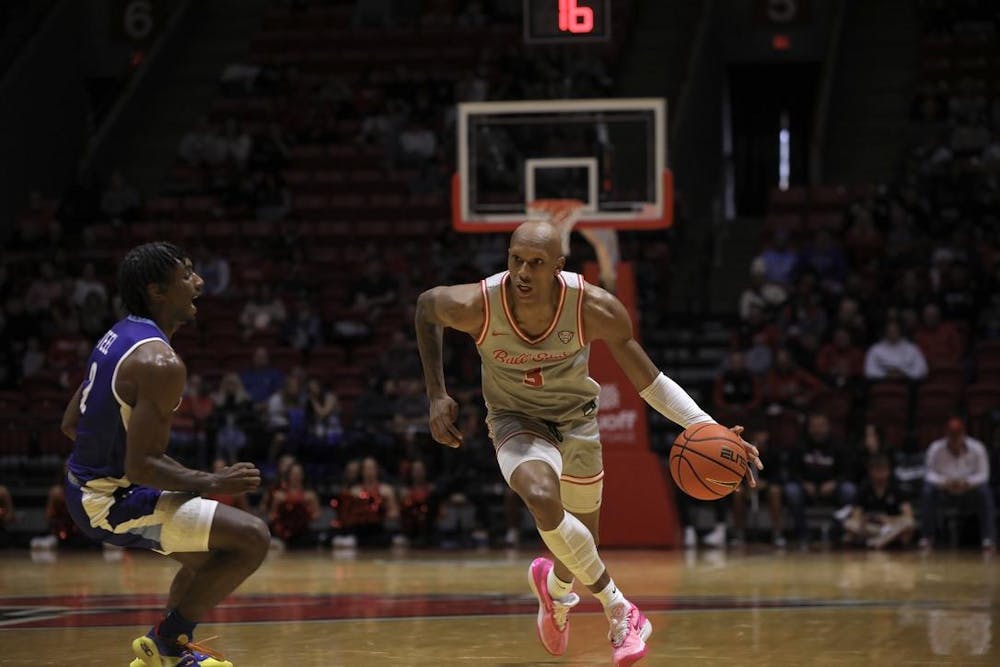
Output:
[
  {"xmin": 134, "ymin": 506, "xmax": 269, "ymax": 667},
  {"xmin": 173, "ymin": 505, "xmax": 269, "ymax": 619},
  {"xmin": 511, "ymin": 461, "xmax": 651, "ymax": 665},
  {"xmin": 167, "ymin": 552, "xmax": 211, "ymax": 611}
]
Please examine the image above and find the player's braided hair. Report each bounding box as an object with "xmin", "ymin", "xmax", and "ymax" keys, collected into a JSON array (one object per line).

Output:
[{"xmin": 118, "ymin": 242, "xmax": 188, "ymax": 319}]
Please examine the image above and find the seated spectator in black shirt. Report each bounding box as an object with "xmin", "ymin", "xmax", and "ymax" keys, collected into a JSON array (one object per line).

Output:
[
  {"xmin": 782, "ymin": 413, "xmax": 859, "ymax": 543},
  {"xmin": 712, "ymin": 350, "xmax": 762, "ymax": 429},
  {"xmin": 843, "ymin": 454, "xmax": 915, "ymax": 549}
]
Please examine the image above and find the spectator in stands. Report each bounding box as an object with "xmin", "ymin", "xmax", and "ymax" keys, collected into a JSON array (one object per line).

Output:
[
  {"xmin": 843, "ymin": 454, "xmax": 915, "ymax": 550},
  {"xmin": 177, "ymin": 116, "xmax": 217, "ymax": 165},
  {"xmin": 46, "ymin": 316, "xmax": 87, "ymax": 375},
  {"xmin": 265, "ymin": 374, "xmax": 305, "ymax": 461},
  {"xmin": 864, "ymin": 320, "xmax": 929, "ymax": 381},
  {"xmin": 783, "ymin": 413, "xmax": 859, "ymax": 544},
  {"xmin": 739, "ymin": 259, "xmax": 787, "ymax": 321},
  {"xmin": 337, "ymin": 456, "xmax": 401, "ymax": 547},
  {"xmin": 21, "ymin": 337, "xmax": 47, "ymax": 379},
  {"xmin": 816, "ymin": 327, "xmax": 865, "ymax": 389},
  {"xmin": 204, "ymin": 458, "xmax": 251, "ymax": 512},
  {"xmin": 351, "ymin": 260, "xmax": 397, "ymax": 316},
  {"xmin": 390, "ymin": 378, "xmax": 431, "ymax": 443},
  {"xmin": 58, "ymin": 340, "xmax": 91, "ymax": 390},
  {"xmin": 919, "ymin": 418, "xmax": 995, "ymax": 551},
  {"xmin": 221, "ymin": 119, "xmax": 253, "ymax": 170},
  {"xmin": 378, "ymin": 329, "xmax": 423, "ymax": 379},
  {"xmin": 763, "ymin": 348, "xmax": 825, "ymax": 413},
  {"xmin": 240, "ymin": 345, "xmax": 285, "ymax": 404},
  {"xmin": 833, "ymin": 297, "xmax": 869, "ymax": 347},
  {"xmin": 171, "ymin": 373, "xmax": 215, "ymax": 459},
  {"xmin": 754, "ymin": 231, "xmax": 799, "ymax": 287},
  {"xmin": 282, "ymin": 298, "xmax": 323, "ymax": 351},
  {"xmin": 23, "ymin": 261, "xmax": 63, "ymax": 314},
  {"xmin": 731, "ymin": 305, "xmax": 780, "ymax": 376},
  {"xmin": 936, "ymin": 262, "xmax": 977, "ymax": 326},
  {"xmin": 844, "ymin": 206, "xmax": 883, "ymax": 265},
  {"xmin": 398, "ymin": 119, "xmax": 438, "ymax": 166},
  {"xmin": 797, "ymin": 229, "xmax": 847, "ymax": 292},
  {"xmin": 71, "ymin": 262, "xmax": 107, "ymax": 307},
  {"xmin": 729, "ymin": 429, "xmax": 786, "ymax": 547},
  {"xmin": 77, "ymin": 291, "xmax": 109, "ymax": 341},
  {"xmin": 268, "ymin": 461, "xmax": 321, "ymax": 548},
  {"xmin": 30, "ymin": 477, "xmax": 87, "ymax": 550},
  {"xmin": 100, "ymin": 171, "xmax": 141, "ymax": 223},
  {"xmin": 712, "ymin": 350, "xmax": 762, "ymax": 428},
  {"xmin": 304, "ymin": 377, "xmax": 343, "ymax": 448},
  {"xmin": 399, "ymin": 459, "xmax": 436, "ymax": 546},
  {"xmin": 211, "ymin": 372, "xmax": 257, "ymax": 462},
  {"xmin": 193, "ymin": 244, "xmax": 231, "ymax": 297},
  {"xmin": 239, "ymin": 284, "xmax": 287, "ymax": 341},
  {"xmin": 914, "ymin": 303, "xmax": 964, "ymax": 369}
]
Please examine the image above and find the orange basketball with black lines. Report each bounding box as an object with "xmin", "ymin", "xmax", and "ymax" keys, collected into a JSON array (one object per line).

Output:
[{"xmin": 670, "ymin": 423, "xmax": 747, "ymax": 500}]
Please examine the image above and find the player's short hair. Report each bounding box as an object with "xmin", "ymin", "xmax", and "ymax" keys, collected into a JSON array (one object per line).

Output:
[{"xmin": 118, "ymin": 242, "xmax": 188, "ymax": 318}]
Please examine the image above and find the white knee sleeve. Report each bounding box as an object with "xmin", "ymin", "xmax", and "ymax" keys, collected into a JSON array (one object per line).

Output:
[{"xmin": 538, "ymin": 512, "xmax": 606, "ymax": 586}]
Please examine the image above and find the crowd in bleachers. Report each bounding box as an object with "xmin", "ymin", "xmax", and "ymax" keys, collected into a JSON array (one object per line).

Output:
[
  {"xmin": 0, "ymin": 0, "xmax": 633, "ymax": 550},
  {"xmin": 693, "ymin": 0, "xmax": 1000, "ymax": 551},
  {"xmin": 3, "ymin": 0, "xmax": 999, "ymax": 553}
]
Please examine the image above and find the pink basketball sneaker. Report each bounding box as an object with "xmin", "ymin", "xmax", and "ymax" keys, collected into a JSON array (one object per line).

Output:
[
  {"xmin": 609, "ymin": 602, "xmax": 653, "ymax": 667},
  {"xmin": 528, "ymin": 557, "xmax": 579, "ymax": 656}
]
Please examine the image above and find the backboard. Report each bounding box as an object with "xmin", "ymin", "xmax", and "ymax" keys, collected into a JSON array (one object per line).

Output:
[{"xmin": 453, "ymin": 98, "xmax": 671, "ymax": 232}]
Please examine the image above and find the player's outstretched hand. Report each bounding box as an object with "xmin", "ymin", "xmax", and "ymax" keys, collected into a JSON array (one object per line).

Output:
[
  {"xmin": 211, "ymin": 462, "xmax": 262, "ymax": 494},
  {"xmin": 429, "ymin": 395, "xmax": 463, "ymax": 448},
  {"xmin": 728, "ymin": 425, "xmax": 763, "ymax": 488}
]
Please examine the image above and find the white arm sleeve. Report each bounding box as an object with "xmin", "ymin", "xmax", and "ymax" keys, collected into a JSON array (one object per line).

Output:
[{"xmin": 639, "ymin": 372, "xmax": 715, "ymax": 429}]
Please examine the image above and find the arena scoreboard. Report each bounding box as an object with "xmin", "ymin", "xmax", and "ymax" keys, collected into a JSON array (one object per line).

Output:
[{"xmin": 523, "ymin": 0, "xmax": 611, "ymax": 43}]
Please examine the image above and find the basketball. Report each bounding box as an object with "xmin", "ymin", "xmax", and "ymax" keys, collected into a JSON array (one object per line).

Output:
[{"xmin": 670, "ymin": 423, "xmax": 748, "ymax": 501}]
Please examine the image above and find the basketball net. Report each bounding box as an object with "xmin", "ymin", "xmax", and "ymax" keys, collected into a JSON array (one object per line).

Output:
[{"xmin": 527, "ymin": 199, "xmax": 621, "ymax": 293}]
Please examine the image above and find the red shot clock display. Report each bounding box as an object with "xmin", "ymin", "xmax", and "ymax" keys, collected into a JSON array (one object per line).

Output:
[{"xmin": 523, "ymin": 0, "xmax": 611, "ymax": 43}]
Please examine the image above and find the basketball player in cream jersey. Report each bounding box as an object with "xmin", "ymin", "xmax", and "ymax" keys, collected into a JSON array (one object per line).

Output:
[{"xmin": 416, "ymin": 222, "xmax": 762, "ymax": 666}]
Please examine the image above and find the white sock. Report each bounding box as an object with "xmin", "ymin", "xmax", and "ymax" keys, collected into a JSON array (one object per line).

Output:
[
  {"xmin": 547, "ymin": 568, "xmax": 574, "ymax": 600},
  {"xmin": 594, "ymin": 579, "xmax": 628, "ymax": 619},
  {"xmin": 537, "ymin": 512, "xmax": 606, "ymax": 585}
]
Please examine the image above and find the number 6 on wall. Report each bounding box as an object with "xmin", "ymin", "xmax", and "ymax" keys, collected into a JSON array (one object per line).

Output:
[{"xmin": 558, "ymin": 0, "xmax": 594, "ymax": 33}]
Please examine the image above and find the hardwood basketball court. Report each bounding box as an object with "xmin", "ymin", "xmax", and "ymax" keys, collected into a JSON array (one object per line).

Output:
[{"xmin": 2, "ymin": 548, "xmax": 997, "ymax": 665}]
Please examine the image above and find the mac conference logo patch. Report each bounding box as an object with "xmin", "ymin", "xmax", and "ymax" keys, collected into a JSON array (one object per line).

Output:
[{"xmin": 558, "ymin": 330, "xmax": 574, "ymax": 344}]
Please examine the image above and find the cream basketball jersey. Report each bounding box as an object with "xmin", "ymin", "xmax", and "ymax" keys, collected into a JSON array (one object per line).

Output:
[{"xmin": 475, "ymin": 271, "xmax": 600, "ymax": 424}]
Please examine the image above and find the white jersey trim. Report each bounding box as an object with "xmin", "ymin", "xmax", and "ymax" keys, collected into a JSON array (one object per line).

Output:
[
  {"xmin": 499, "ymin": 272, "xmax": 567, "ymax": 345},
  {"xmin": 110, "ymin": 337, "xmax": 171, "ymax": 431},
  {"xmin": 475, "ymin": 279, "xmax": 490, "ymax": 346}
]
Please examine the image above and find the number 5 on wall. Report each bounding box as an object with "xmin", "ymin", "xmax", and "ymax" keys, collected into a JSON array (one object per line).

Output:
[{"xmin": 558, "ymin": 0, "xmax": 594, "ymax": 33}]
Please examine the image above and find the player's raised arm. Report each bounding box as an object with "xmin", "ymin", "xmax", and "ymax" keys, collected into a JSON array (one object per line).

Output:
[
  {"xmin": 582, "ymin": 283, "xmax": 763, "ymax": 479},
  {"xmin": 414, "ymin": 283, "xmax": 486, "ymax": 448}
]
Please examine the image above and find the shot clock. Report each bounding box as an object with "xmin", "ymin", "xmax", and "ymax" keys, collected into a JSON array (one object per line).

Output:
[{"xmin": 523, "ymin": 0, "xmax": 611, "ymax": 43}]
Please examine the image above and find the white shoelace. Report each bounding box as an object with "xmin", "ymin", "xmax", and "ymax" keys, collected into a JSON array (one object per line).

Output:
[
  {"xmin": 552, "ymin": 593, "xmax": 580, "ymax": 631},
  {"xmin": 608, "ymin": 604, "xmax": 631, "ymax": 646}
]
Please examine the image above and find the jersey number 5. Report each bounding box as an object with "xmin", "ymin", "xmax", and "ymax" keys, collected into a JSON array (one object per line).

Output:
[{"xmin": 523, "ymin": 367, "xmax": 544, "ymax": 388}]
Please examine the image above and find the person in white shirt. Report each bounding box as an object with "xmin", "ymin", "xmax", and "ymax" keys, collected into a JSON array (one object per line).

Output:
[
  {"xmin": 864, "ymin": 320, "xmax": 929, "ymax": 380},
  {"xmin": 919, "ymin": 418, "xmax": 995, "ymax": 551}
]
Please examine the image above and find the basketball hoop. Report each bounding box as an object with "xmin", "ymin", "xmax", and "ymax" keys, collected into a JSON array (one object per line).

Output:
[{"xmin": 528, "ymin": 198, "xmax": 621, "ymax": 293}]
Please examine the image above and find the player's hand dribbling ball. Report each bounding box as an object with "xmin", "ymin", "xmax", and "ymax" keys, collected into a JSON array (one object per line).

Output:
[{"xmin": 670, "ymin": 423, "xmax": 748, "ymax": 500}]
